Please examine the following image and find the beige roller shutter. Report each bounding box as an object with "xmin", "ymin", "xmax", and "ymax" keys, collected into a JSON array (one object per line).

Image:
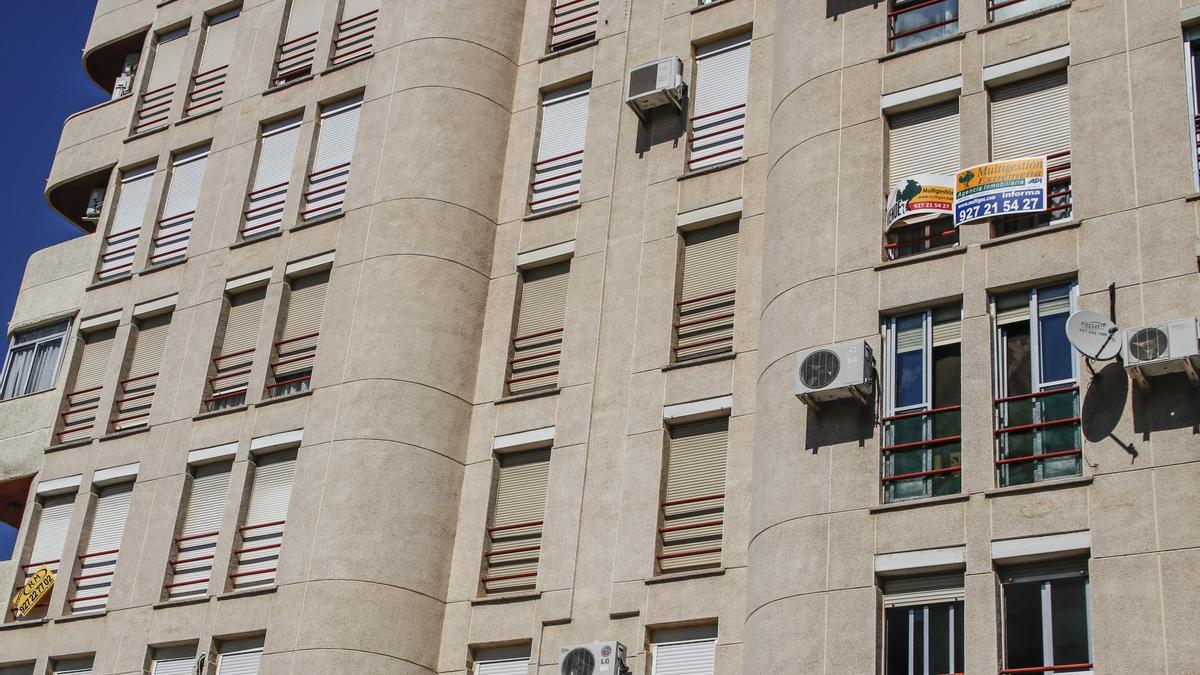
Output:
[
  {"xmin": 888, "ymin": 100, "xmax": 960, "ymax": 187},
  {"xmin": 690, "ymin": 33, "xmax": 751, "ymax": 171},
  {"xmin": 209, "ymin": 287, "xmax": 266, "ymax": 402},
  {"xmin": 995, "ymin": 292, "xmax": 1030, "ymax": 326},
  {"xmin": 271, "ymin": 271, "xmax": 328, "ymax": 391},
  {"xmin": 113, "ymin": 313, "xmax": 171, "ymax": 431},
  {"xmin": 100, "ymin": 164, "xmax": 156, "ymax": 279},
  {"xmin": 168, "ymin": 462, "xmax": 231, "ymax": 598},
  {"xmin": 303, "ymin": 96, "xmax": 363, "ymax": 220},
  {"xmin": 881, "ymin": 572, "xmax": 965, "ymax": 607},
  {"xmin": 277, "ymin": 0, "xmax": 323, "ymax": 82},
  {"xmin": 932, "ymin": 306, "xmax": 962, "ymax": 346},
  {"xmin": 28, "ymin": 493, "xmax": 76, "ymax": 571},
  {"xmin": 1038, "ymin": 293, "xmax": 1071, "ymax": 318},
  {"xmin": 232, "ymin": 450, "xmax": 297, "ymax": 589},
  {"xmin": 483, "ymin": 448, "xmax": 551, "ymax": 593},
  {"xmin": 530, "ymin": 83, "xmax": 590, "ymax": 213},
  {"xmin": 216, "ymin": 637, "xmax": 264, "ymax": 675},
  {"xmin": 332, "ymin": 0, "xmax": 379, "ymax": 65},
  {"xmin": 128, "ymin": 313, "xmax": 171, "ymax": 380},
  {"xmin": 151, "ymin": 646, "xmax": 196, "ymax": 675},
  {"xmin": 244, "ymin": 115, "xmax": 302, "ymax": 238},
  {"xmin": 508, "ymin": 262, "xmax": 570, "ymax": 394},
  {"xmin": 151, "ymin": 146, "xmax": 209, "ymax": 264},
  {"xmin": 660, "ymin": 417, "xmax": 728, "ymax": 572},
  {"xmin": 676, "ymin": 222, "xmax": 738, "ymax": 361},
  {"xmin": 146, "ymin": 28, "xmax": 188, "ymax": 91},
  {"xmin": 991, "ymin": 70, "xmax": 1070, "ymax": 161},
  {"xmin": 71, "ymin": 482, "xmax": 134, "ymax": 613},
  {"xmin": 72, "ymin": 329, "xmax": 115, "ymax": 393},
  {"xmin": 198, "ymin": 10, "xmax": 238, "ymax": 73},
  {"xmin": 59, "ymin": 328, "xmax": 116, "ymax": 443},
  {"xmin": 549, "ymin": 0, "xmax": 599, "ymax": 51},
  {"xmin": 283, "ymin": 0, "xmax": 323, "ymax": 43}
]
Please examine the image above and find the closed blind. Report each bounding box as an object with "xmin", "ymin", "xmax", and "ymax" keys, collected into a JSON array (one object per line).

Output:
[
  {"xmin": 660, "ymin": 417, "xmax": 728, "ymax": 572},
  {"xmin": 304, "ymin": 96, "xmax": 363, "ymax": 220},
  {"xmin": 128, "ymin": 313, "xmax": 171, "ymax": 380},
  {"xmin": 146, "ymin": 28, "xmax": 188, "ymax": 91},
  {"xmin": 475, "ymin": 659, "xmax": 530, "ymax": 675},
  {"xmin": 676, "ymin": 222, "xmax": 738, "ymax": 361},
  {"xmin": 283, "ymin": 0, "xmax": 323, "ymax": 42},
  {"xmin": 882, "ymin": 573, "xmax": 965, "ymax": 607},
  {"xmin": 212, "ymin": 286, "xmax": 266, "ymax": 392},
  {"xmin": 332, "ymin": 0, "xmax": 379, "ymax": 65},
  {"xmin": 168, "ymin": 462, "xmax": 231, "ymax": 598},
  {"xmin": 59, "ymin": 327, "xmax": 115, "ymax": 443},
  {"xmin": 272, "ymin": 271, "xmax": 328, "ymax": 388},
  {"xmin": 276, "ymin": 0, "xmax": 323, "ymax": 82},
  {"xmin": 151, "ymin": 646, "xmax": 197, "ymax": 675},
  {"xmin": 991, "ymin": 70, "xmax": 1070, "ymax": 161},
  {"xmin": 198, "ymin": 10, "xmax": 239, "ymax": 73},
  {"xmin": 50, "ymin": 659, "xmax": 93, "ymax": 675},
  {"xmin": 71, "ymin": 328, "xmax": 115, "ymax": 393},
  {"xmin": 888, "ymin": 101, "xmax": 960, "ymax": 187},
  {"xmin": 690, "ymin": 33, "xmax": 751, "ymax": 171},
  {"xmin": 71, "ymin": 482, "xmax": 134, "ymax": 613},
  {"xmin": 29, "ymin": 493, "xmax": 75, "ymax": 570},
  {"xmin": 232, "ymin": 449, "xmax": 297, "ymax": 589},
  {"xmin": 652, "ymin": 639, "xmax": 717, "ymax": 675},
  {"xmin": 113, "ymin": 313, "xmax": 171, "ymax": 431},
  {"xmin": 549, "ymin": 0, "xmax": 599, "ymax": 51},
  {"xmin": 244, "ymin": 116, "xmax": 302, "ymax": 237},
  {"xmin": 530, "ymin": 83, "xmax": 589, "ymax": 213},
  {"xmin": 509, "ymin": 262, "xmax": 570, "ymax": 393},
  {"xmin": 216, "ymin": 637, "xmax": 264, "ymax": 675},
  {"xmin": 152, "ymin": 145, "xmax": 209, "ymax": 264},
  {"xmin": 100, "ymin": 164, "xmax": 156, "ymax": 279},
  {"xmin": 483, "ymin": 448, "xmax": 551, "ymax": 593}
]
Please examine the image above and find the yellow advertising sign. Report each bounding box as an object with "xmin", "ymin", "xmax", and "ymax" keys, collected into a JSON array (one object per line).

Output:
[{"xmin": 11, "ymin": 566, "xmax": 55, "ymax": 618}]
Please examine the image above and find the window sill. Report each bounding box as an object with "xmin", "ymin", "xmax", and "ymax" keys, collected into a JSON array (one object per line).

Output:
[
  {"xmin": 977, "ymin": 2, "xmax": 1071, "ymax": 33},
  {"xmin": 193, "ymin": 404, "xmax": 247, "ymax": 421},
  {"xmin": 87, "ymin": 274, "xmax": 132, "ymax": 291},
  {"xmin": 984, "ymin": 475, "xmax": 1091, "ymax": 499},
  {"xmin": 125, "ymin": 124, "xmax": 168, "ymax": 143},
  {"xmin": 0, "ymin": 618, "xmax": 48, "ymax": 631},
  {"xmin": 979, "ymin": 219, "xmax": 1080, "ymax": 249},
  {"xmin": 46, "ymin": 437, "xmax": 93, "ymax": 453},
  {"xmin": 868, "ymin": 493, "xmax": 969, "ymax": 514},
  {"xmin": 646, "ymin": 567, "xmax": 725, "ymax": 585},
  {"xmin": 98, "ymin": 426, "xmax": 150, "ymax": 443},
  {"xmin": 176, "ymin": 107, "xmax": 222, "ymax": 126},
  {"xmin": 0, "ymin": 387, "xmax": 58, "ymax": 404},
  {"xmin": 216, "ymin": 586, "xmax": 276, "ymax": 601},
  {"xmin": 255, "ymin": 389, "xmax": 313, "ymax": 408},
  {"xmin": 678, "ymin": 158, "xmax": 748, "ymax": 181},
  {"xmin": 874, "ymin": 244, "xmax": 966, "ymax": 271},
  {"xmin": 292, "ymin": 210, "xmax": 344, "ymax": 232},
  {"xmin": 52, "ymin": 610, "xmax": 105, "ymax": 624},
  {"xmin": 691, "ymin": 0, "xmax": 736, "ymax": 13},
  {"xmin": 1184, "ymin": 192, "xmax": 1200, "ymax": 202},
  {"xmin": 495, "ymin": 387, "xmax": 561, "ymax": 405},
  {"xmin": 537, "ymin": 39, "xmax": 599, "ymax": 63},
  {"xmin": 524, "ymin": 203, "xmax": 581, "ymax": 222},
  {"xmin": 321, "ymin": 53, "xmax": 375, "ymax": 76},
  {"xmin": 471, "ymin": 590, "xmax": 541, "ymax": 606},
  {"xmin": 264, "ymin": 74, "xmax": 314, "ymax": 96},
  {"xmin": 230, "ymin": 230, "xmax": 283, "ymax": 250},
  {"xmin": 879, "ymin": 32, "xmax": 966, "ymax": 63},
  {"xmin": 152, "ymin": 595, "xmax": 210, "ymax": 610},
  {"xmin": 141, "ymin": 257, "xmax": 187, "ymax": 276},
  {"xmin": 662, "ymin": 351, "xmax": 736, "ymax": 372}
]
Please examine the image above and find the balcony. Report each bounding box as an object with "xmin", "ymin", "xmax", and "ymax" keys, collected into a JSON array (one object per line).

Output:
[
  {"xmin": 881, "ymin": 405, "xmax": 962, "ymax": 503},
  {"xmin": 994, "ymin": 386, "xmax": 1082, "ymax": 487}
]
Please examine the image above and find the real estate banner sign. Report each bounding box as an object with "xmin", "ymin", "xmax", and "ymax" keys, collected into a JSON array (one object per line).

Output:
[
  {"xmin": 885, "ymin": 174, "xmax": 955, "ymax": 231},
  {"xmin": 953, "ymin": 156, "xmax": 1047, "ymax": 226},
  {"xmin": 11, "ymin": 566, "xmax": 55, "ymax": 618}
]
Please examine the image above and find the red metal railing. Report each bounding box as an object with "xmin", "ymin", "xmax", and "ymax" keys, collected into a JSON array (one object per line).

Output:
[
  {"xmin": 993, "ymin": 386, "xmax": 1081, "ymax": 484},
  {"xmin": 68, "ymin": 547, "xmax": 120, "ymax": 610},
  {"xmin": 149, "ymin": 210, "xmax": 193, "ymax": 264},
  {"xmin": 57, "ymin": 385, "xmax": 103, "ymax": 444},
  {"xmin": 889, "ymin": 0, "xmax": 959, "ymax": 50},
  {"xmin": 134, "ymin": 82, "xmax": 174, "ymax": 133},
  {"xmin": 166, "ymin": 530, "xmax": 219, "ymax": 595},
  {"xmin": 230, "ymin": 519, "xmax": 285, "ymax": 587},
  {"xmin": 688, "ymin": 103, "xmax": 746, "ymax": 171},
  {"xmin": 657, "ymin": 492, "xmax": 724, "ymax": 571},
  {"xmin": 111, "ymin": 371, "xmax": 158, "ymax": 431},
  {"xmin": 674, "ymin": 289, "xmax": 735, "ymax": 361},
  {"xmin": 98, "ymin": 228, "xmax": 139, "ymax": 280},
  {"xmin": 331, "ymin": 9, "xmax": 378, "ymax": 65},
  {"xmin": 242, "ymin": 180, "xmax": 289, "ymax": 238},
  {"xmin": 301, "ymin": 162, "xmax": 352, "ymax": 220},
  {"xmin": 204, "ymin": 348, "xmax": 254, "ymax": 410},
  {"xmin": 999, "ymin": 665, "xmax": 1093, "ymax": 674},
  {"xmin": 991, "ymin": 151, "xmax": 1071, "ymax": 235},
  {"xmin": 185, "ymin": 64, "xmax": 228, "ymax": 115},
  {"xmin": 881, "ymin": 405, "xmax": 962, "ymax": 499},
  {"xmin": 529, "ymin": 149, "xmax": 584, "ymax": 212},
  {"xmin": 482, "ymin": 519, "xmax": 543, "ymax": 592},
  {"xmin": 548, "ymin": 0, "xmax": 599, "ymax": 52},
  {"xmin": 884, "ymin": 219, "xmax": 959, "ymax": 259},
  {"xmin": 507, "ymin": 326, "xmax": 563, "ymax": 393},
  {"xmin": 274, "ymin": 31, "xmax": 318, "ymax": 85},
  {"xmin": 268, "ymin": 332, "xmax": 318, "ymax": 396}
]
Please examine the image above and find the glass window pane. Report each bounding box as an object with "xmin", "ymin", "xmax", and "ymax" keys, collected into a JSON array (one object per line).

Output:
[
  {"xmin": 890, "ymin": 447, "xmax": 927, "ymax": 476},
  {"xmin": 885, "ymin": 607, "xmax": 910, "ymax": 675},
  {"xmin": 913, "ymin": 606, "xmax": 925, "ymax": 674},
  {"xmin": 1003, "ymin": 322, "xmax": 1032, "ymax": 397},
  {"xmin": 932, "ymin": 343, "xmax": 960, "ymax": 409},
  {"xmin": 932, "ymin": 471, "xmax": 961, "ymax": 497},
  {"xmin": 891, "ymin": 476, "xmax": 929, "ymax": 502},
  {"xmin": 1040, "ymin": 391, "xmax": 1077, "ymax": 422},
  {"xmin": 0, "ymin": 346, "xmax": 35, "ymax": 399},
  {"xmin": 890, "ymin": 415, "xmax": 926, "ymax": 445},
  {"xmin": 895, "ymin": 314, "xmax": 925, "ymax": 409},
  {"xmin": 932, "ymin": 407, "xmax": 960, "ymax": 440},
  {"xmin": 1039, "ymin": 310, "xmax": 1073, "ymax": 384},
  {"xmin": 1042, "ymin": 454, "xmax": 1081, "ymax": 480},
  {"xmin": 892, "ymin": 0, "xmax": 959, "ymax": 51},
  {"xmin": 954, "ymin": 600, "xmax": 965, "ymax": 673},
  {"xmin": 1051, "ymin": 577, "xmax": 1091, "ymax": 665},
  {"xmin": 1004, "ymin": 581, "xmax": 1045, "ymax": 669},
  {"xmin": 928, "ymin": 603, "xmax": 952, "ymax": 675},
  {"xmin": 26, "ymin": 339, "xmax": 64, "ymax": 393}
]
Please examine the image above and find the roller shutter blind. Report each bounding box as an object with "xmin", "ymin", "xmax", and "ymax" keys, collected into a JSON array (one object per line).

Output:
[
  {"xmin": 0, "ymin": 665, "xmax": 34, "ymax": 675},
  {"xmin": 508, "ymin": 262, "xmax": 570, "ymax": 394},
  {"xmin": 100, "ymin": 164, "xmax": 156, "ymax": 279},
  {"xmin": 549, "ymin": 0, "xmax": 599, "ymax": 51},
  {"xmin": 151, "ymin": 145, "xmax": 209, "ymax": 265},
  {"xmin": 113, "ymin": 313, "xmax": 171, "ymax": 431},
  {"xmin": 168, "ymin": 462, "xmax": 231, "ymax": 598},
  {"xmin": 29, "ymin": 493, "xmax": 76, "ymax": 570},
  {"xmin": 995, "ymin": 293, "xmax": 1030, "ymax": 326},
  {"xmin": 209, "ymin": 287, "xmax": 267, "ymax": 405},
  {"xmin": 475, "ymin": 659, "xmax": 530, "ymax": 675},
  {"xmin": 675, "ymin": 222, "xmax": 738, "ymax": 361},
  {"xmin": 189, "ymin": 10, "xmax": 238, "ymax": 114},
  {"xmin": 303, "ymin": 96, "xmax": 363, "ymax": 220},
  {"xmin": 59, "ymin": 327, "xmax": 116, "ymax": 443},
  {"xmin": 282, "ymin": 0, "xmax": 322, "ymax": 43},
  {"xmin": 332, "ymin": 0, "xmax": 379, "ymax": 65},
  {"xmin": 991, "ymin": 70, "xmax": 1070, "ymax": 161},
  {"xmin": 232, "ymin": 450, "xmax": 297, "ymax": 589},
  {"xmin": 888, "ymin": 101, "xmax": 960, "ymax": 187},
  {"xmin": 483, "ymin": 448, "xmax": 551, "ymax": 593},
  {"xmin": 137, "ymin": 27, "xmax": 188, "ymax": 132},
  {"xmin": 71, "ymin": 482, "xmax": 134, "ymax": 613},
  {"xmin": 244, "ymin": 116, "xmax": 302, "ymax": 238},
  {"xmin": 660, "ymin": 417, "xmax": 728, "ymax": 572},
  {"xmin": 651, "ymin": 639, "xmax": 717, "ymax": 675},
  {"xmin": 72, "ymin": 330, "xmax": 114, "ymax": 393},
  {"xmin": 50, "ymin": 659, "xmax": 93, "ymax": 675},
  {"xmin": 271, "ymin": 271, "xmax": 328, "ymax": 394},
  {"xmin": 276, "ymin": 0, "xmax": 323, "ymax": 82},
  {"xmin": 151, "ymin": 646, "xmax": 197, "ymax": 675},
  {"xmin": 932, "ymin": 306, "xmax": 962, "ymax": 346},
  {"xmin": 882, "ymin": 573, "xmax": 966, "ymax": 607},
  {"xmin": 690, "ymin": 33, "xmax": 751, "ymax": 171},
  {"xmin": 530, "ymin": 83, "xmax": 589, "ymax": 213},
  {"xmin": 216, "ymin": 637, "xmax": 264, "ymax": 675}
]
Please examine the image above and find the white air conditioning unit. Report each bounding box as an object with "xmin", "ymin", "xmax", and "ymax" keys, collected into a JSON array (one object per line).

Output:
[
  {"xmin": 112, "ymin": 74, "xmax": 134, "ymax": 99},
  {"xmin": 1122, "ymin": 318, "xmax": 1199, "ymax": 387},
  {"xmin": 625, "ymin": 57, "xmax": 685, "ymax": 120},
  {"xmin": 795, "ymin": 340, "xmax": 875, "ymax": 408},
  {"xmin": 558, "ymin": 641, "xmax": 628, "ymax": 675},
  {"xmin": 83, "ymin": 187, "xmax": 106, "ymax": 222}
]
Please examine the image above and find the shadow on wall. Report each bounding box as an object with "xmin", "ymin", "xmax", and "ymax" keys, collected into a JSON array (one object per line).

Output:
[
  {"xmin": 635, "ymin": 105, "xmax": 685, "ymax": 155},
  {"xmin": 1131, "ymin": 372, "xmax": 1200, "ymax": 439},
  {"xmin": 1081, "ymin": 361, "xmax": 1137, "ymax": 458},
  {"xmin": 803, "ymin": 398, "xmax": 874, "ymax": 452},
  {"xmin": 827, "ymin": 0, "xmax": 881, "ymax": 18}
]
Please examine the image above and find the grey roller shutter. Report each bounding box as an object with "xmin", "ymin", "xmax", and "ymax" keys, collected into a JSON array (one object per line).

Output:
[
  {"xmin": 0, "ymin": 665, "xmax": 34, "ymax": 675},
  {"xmin": 690, "ymin": 33, "xmax": 751, "ymax": 171},
  {"xmin": 332, "ymin": 0, "xmax": 379, "ymax": 65},
  {"xmin": 271, "ymin": 271, "xmax": 328, "ymax": 392},
  {"xmin": 59, "ymin": 327, "xmax": 116, "ymax": 443},
  {"xmin": 216, "ymin": 637, "xmax": 264, "ymax": 675},
  {"xmin": 277, "ymin": 0, "xmax": 323, "ymax": 82},
  {"xmin": 71, "ymin": 482, "xmax": 133, "ymax": 613},
  {"xmin": 232, "ymin": 450, "xmax": 296, "ymax": 589},
  {"xmin": 932, "ymin": 306, "xmax": 962, "ymax": 346},
  {"xmin": 475, "ymin": 659, "xmax": 530, "ymax": 675},
  {"xmin": 483, "ymin": 447, "xmax": 551, "ymax": 593},
  {"xmin": 991, "ymin": 70, "xmax": 1070, "ymax": 161},
  {"xmin": 549, "ymin": 0, "xmax": 599, "ymax": 51},
  {"xmin": 100, "ymin": 164, "xmax": 155, "ymax": 279},
  {"xmin": 995, "ymin": 293, "xmax": 1030, "ymax": 326},
  {"xmin": 189, "ymin": 10, "xmax": 238, "ymax": 114},
  {"xmin": 210, "ymin": 287, "xmax": 266, "ymax": 403},
  {"xmin": 137, "ymin": 27, "xmax": 187, "ymax": 132},
  {"xmin": 244, "ymin": 115, "xmax": 302, "ymax": 238},
  {"xmin": 676, "ymin": 222, "xmax": 738, "ymax": 361},
  {"xmin": 530, "ymin": 83, "xmax": 589, "ymax": 213},
  {"xmin": 508, "ymin": 262, "xmax": 570, "ymax": 393},
  {"xmin": 888, "ymin": 101, "xmax": 960, "ymax": 187},
  {"xmin": 151, "ymin": 646, "xmax": 197, "ymax": 675},
  {"xmin": 28, "ymin": 493, "xmax": 76, "ymax": 571},
  {"xmin": 881, "ymin": 573, "xmax": 965, "ymax": 607},
  {"xmin": 50, "ymin": 659, "xmax": 93, "ymax": 675},
  {"xmin": 651, "ymin": 639, "xmax": 717, "ymax": 675},
  {"xmin": 151, "ymin": 145, "xmax": 208, "ymax": 265},
  {"xmin": 660, "ymin": 417, "xmax": 728, "ymax": 572},
  {"xmin": 113, "ymin": 313, "xmax": 171, "ymax": 431},
  {"xmin": 303, "ymin": 96, "xmax": 362, "ymax": 220},
  {"xmin": 168, "ymin": 462, "xmax": 231, "ymax": 598}
]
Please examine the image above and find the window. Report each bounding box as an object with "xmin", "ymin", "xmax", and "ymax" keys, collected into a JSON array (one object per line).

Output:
[
  {"xmin": 17, "ymin": 492, "xmax": 77, "ymax": 620},
  {"xmin": 135, "ymin": 27, "xmax": 188, "ymax": 134},
  {"xmin": 674, "ymin": 222, "xmax": 738, "ymax": 362},
  {"xmin": 658, "ymin": 417, "xmax": 727, "ymax": 574},
  {"xmin": 650, "ymin": 625, "xmax": 717, "ymax": 675},
  {"xmin": 0, "ymin": 476, "xmax": 34, "ymax": 562},
  {"xmin": 243, "ymin": 115, "xmax": 302, "ymax": 239},
  {"xmin": 2, "ymin": 320, "xmax": 70, "ymax": 400},
  {"xmin": 301, "ymin": 95, "xmax": 363, "ymax": 222},
  {"xmin": 68, "ymin": 481, "xmax": 133, "ymax": 614},
  {"xmin": 165, "ymin": 461, "xmax": 232, "ymax": 599},
  {"xmin": 205, "ymin": 286, "xmax": 267, "ymax": 411},
  {"xmin": 889, "ymin": 0, "xmax": 958, "ymax": 52},
  {"xmin": 150, "ymin": 145, "xmax": 210, "ymax": 267},
  {"xmin": 885, "ymin": 101, "xmax": 960, "ymax": 259},
  {"xmin": 230, "ymin": 449, "xmax": 296, "ymax": 590},
  {"xmin": 150, "ymin": 645, "xmax": 197, "ymax": 675},
  {"xmin": 1185, "ymin": 28, "xmax": 1200, "ymax": 190},
  {"xmin": 56, "ymin": 326, "xmax": 114, "ymax": 443},
  {"xmin": 482, "ymin": 447, "xmax": 551, "ymax": 594},
  {"xmin": 112, "ymin": 312, "xmax": 171, "ymax": 432},
  {"xmin": 506, "ymin": 261, "xmax": 570, "ymax": 394},
  {"xmin": 331, "ymin": 0, "xmax": 379, "ymax": 65},
  {"xmin": 882, "ymin": 573, "xmax": 965, "ymax": 675},
  {"xmin": 882, "ymin": 307, "xmax": 962, "ymax": 503},
  {"xmin": 1000, "ymin": 560, "xmax": 1092, "ymax": 673},
  {"xmin": 187, "ymin": 9, "xmax": 238, "ymax": 116},
  {"xmin": 472, "ymin": 645, "xmax": 531, "ymax": 675},
  {"xmin": 989, "ymin": 71, "xmax": 1071, "ymax": 236},
  {"xmin": 989, "ymin": 0, "xmax": 1064, "ymax": 23},
  {"xmin": 529, "ymin": 82, "xmax": 590, "ymax": 214},
  {"xmin": 0, "ymin": 663, "xmax": 34, "ymax": 675},
  {"xmin": 548, "ymin": 0, "xmax": 599, "ymax": 52},
  {"xmin": 99, "ymin": 163, "xmax": 156, "ymax": 280},
  {"xmin": 49, "ymin": 657, "xmax": 93, "ymax": 675},
  {"xmin": 274, "ymin": 0, "xmax": 323, "ymax": 85},
  {"xmin": 268, "ymin": 271, "xmax": 329, "ymax": 398},
  {"xmin": 992, "ymin": 283, "xmax": 1081, "ymax": 487},
  {"xmin": 215, "ymin": 636, "xmax": 264, "ymax": 675},
  {"xmin": 689, "ymin": 33, "xmax": 751, "ymax": 172}
]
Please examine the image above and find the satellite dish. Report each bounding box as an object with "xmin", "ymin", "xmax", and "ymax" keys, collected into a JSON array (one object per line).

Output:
[{"xmin": 1065, "ymin": 310, "xmax": 1120, "ymax": 360}]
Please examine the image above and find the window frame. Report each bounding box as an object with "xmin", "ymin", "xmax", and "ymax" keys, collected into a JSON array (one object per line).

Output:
[
  {"xmin": 1185, "ymin": 27, "xmax": 1200, "ymax": 192},
  {"xmin": 1, "ymin": 319, "xmax": 72, "ymax": 401},
  {"xmin": 999, "ymin": 563, "xmax": 1093, "ymax": 673},
  {"xmin": 888, "ymin": 0, "xmax": 960, "ymax": 53}
]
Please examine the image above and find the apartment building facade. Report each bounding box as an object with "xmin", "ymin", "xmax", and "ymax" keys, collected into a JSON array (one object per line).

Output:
[{"xmin": 0, "ymin": 0, "xmax": 1197, "ymax": 673}]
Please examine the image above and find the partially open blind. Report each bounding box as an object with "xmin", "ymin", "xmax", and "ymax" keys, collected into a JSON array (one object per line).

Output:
[
  {"xmin": 151, "ymin": 646, "xmax": 196, "ymax": 675},
  {"xmin": 882, "ymin": 573, "xmax": 965, "ymax": 607},
  {"xmin": 209, "ymin": 287, "xmax": 266, "ymax": 404},
  {"xmin": 152, "ymin": 145, "xmax": 209, "ymax": 264},
  {"xmin": 271, "ymin": 271, "xmax": 328, "ymax": 392},
  {"xmin": 73, "ymin": 330, "xmax": 114, "ymax": 393},
  {"xmin": 530, "ymin": 83, "xmax": 589, "ymax": 213},
  {"xmin": 232, "ymin": 450, "xmax": 297, "ymax": 589},
  {"xmin": 332, "ymin": 0, "xmax": 379, "ymax": 65},
  {"xmin": 244, "ymin": 116, "xmax": 302, "ymax": 238},
  {"xmin": 660, "ymin": 417, "xmax": 728, "ymax": 572},
  {"xmin": 676, "ymin": 222, "xmax": 738, "ymax": 361},
  {"xmin": 888, "ymin": 101, "xmax": 960, "ymax": 187},
  {"xmin": 168, "ymin": 462, "xmax": 231, "ymax": 598},
  {"xmin": 509, "ymin": 262, "xmax": 570, "ymax": 393},
  {"xmin": 476, "ymin": 659, "xmax": 530, "ymax": 675},
  {"xmin": 303, "ymin": 96, "xmax": 363, "ymax": 220},
  {"xmin": 100, "ymin": 164, "xmax": 156, "ymax": 279},
  {"xmin": 216, "ymin": 637, "xmax": 264, "ymax": 675},
  {"xmin": 50, "ymin": 659, "xmax": 93, "ymax": 675},
  {"xmin": 690, "ymin": 33, "xmax": 751, "ymax": 171},
  {"xmin": 276, "ymin": 0, "xmax": 323, "ymax": 83},
  {"xmin": 146, "ymin": 29, "xmax": 187, "ymax": 91},
  {"xmin": 483, "ymin": 448, "xmax": 551, "ymax": 594},
  {"xmin": 549, "ymin": 0, "xmax": 599, "ymax": 51},
  {"xmin": 652, "ymin": 638, "xmax": 717, "ymax": 675},
  {"xmin": 71, "ymin": 482, "xmax": 134, "ymax": 613}
]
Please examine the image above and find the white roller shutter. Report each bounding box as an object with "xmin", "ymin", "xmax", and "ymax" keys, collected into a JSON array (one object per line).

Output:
[
  {"xmin": 276, "ymin": 0, "xmax": 323, "ymax": 83},
  {"xmin": 244, "ymin": 116, "xmax": 302, "ymax": 238},
  {"xmin": 168, "ymin": 462, "xmax": 231, "ymax": 598},
  {"xmin": 652, "ymin": 639, "xmax": 717, "ymax": 675},
  {"xmin": 888, "ymin": 101, "xmax": 960, "ymax": 187},
  {"xmin": 137, "ymin": 27, "xmax": 188, "ymax": 132},
  {"xmin": 483, "ymin": 448, "xmax": 551, "ymax": 593},
  {"xmin": 112, "ymin": 312, "xmax": 171, "ymax": 431},
  {"xmin": 58, "ymin": 327, "xmax": 116, "ymax": 443},
  {"xmin": 676, "ymin": 222, "xmax": 739, "ymax": 361},
  {"xmin": 232, "ymin": 449, "xmax": 296, "ymax": 589},
  {"xmin": 270, "ymin": 271, "xmax": 328, "ymax": 394},
  {"xmin": 549, "ymin": 0, "xmax": 599, "ymax": 51},
  {"xmin": 28, "ymin": 493, "xmax": 75, "ymax": 571},
  {"xmin": 690, "ymin": 33, "xmax": 751, "ymax": 171},
  {"xmin": 991, "ymin": 70, "xmax": 1070, "ymax": 161},
  {"xmin": 71, "ymin": 482, "xmax": 133, "ymax": 612},
  {"xmin": 508, "ymin": 262, "xmax": 570, "ymax": 393},
  {"xmin": 303, "ymin": 96, "xmax": 363, "ymax": 220},
  {"xmin": 530, "ymin": 83, "xmax": 590, "ymax": 213},
  {"xmin": 660, "ymin": 417, "xmax": 728, "ymax": 572},
  {"xmin": 332, "ymin": 0, "xmax": 379, "ymax": 65},
  {"xmin": 100, "ymin": 164, "xmax": 156, "ymax": 279},
  {"xmin": 152, "ymin": 145, "xmax": 209, "ymax": 264},
  {"xmin": 50, "ymin": 659, "xmax": 93, "ymax": 675},
  {"xmin": 475, "ymin": 659, "xmax": 529, "ymax": 675},
  {"xmin": 216, "ymin": 637, "xmax": 264, "ymax": 675},
  {"xmin": 881, "ymin": 573, "xmax": 965, "ymax": 607},
  {"xmin": 151, "ymin": 646, "xmax": 197, "ymax": 675},
  {"xmin": 209, "ymin": 286, "xmax": 267, "ymax": 406},
  {"xmin": 189, "ymin": 10, "xmax": 238, "ymax": 115}
]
